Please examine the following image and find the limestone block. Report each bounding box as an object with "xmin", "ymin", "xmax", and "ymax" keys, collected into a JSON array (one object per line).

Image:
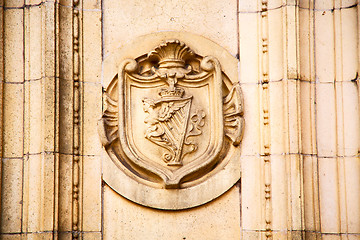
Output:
[
  {"xmin": 319, "ymin": 157, "xmax": 340, "ymax": 233},
  {"xmin": 83, "ymin": 10, "xmax": 102, "ymax": 84},
  {"xmin": 23, "ymin": 154, "xmax": 42, "ymax": 232},
  {"xmin": 3, "ymin": 83, "xmax": 24, "ymax": 158},
  {"xmin": 4, "ymin": 9, "xmax": 24, "ymax": 83},
  {"xmin": 303, "ymin": 155, "xmax": 321, "ymax": 232},
  {"xmin": 321, "ymin": 234, "xmax": 342, "ymax": 240},
  {"xmin": 272, "ymin": 231, "xmax": 291, "ymax": 240},
  {"xmin": 267, "ymin": 0, "xmax": 283, "ymax": 10},
  {"xmin": 1, "ymin": 234, "xmax": 23, "ymax": 240},
  {"xmin": 83, "ymin": 83, "xmax": 102, "ymax": 155},
  {"xmin": 242, "ymin": 231, "xmax": 262, "ymax": 239},
  {"xmin": 268, "ymin": 8, "xmax": 284, "ymax": 82},
  {"xmin": 342, "ymin": 157, "xmax": 360, "ymax": 233},
  {"xmin": 299, "ymin": 7, "xmax": 315, "ymax": 82},
  {"xmin": 58, "ymin": 154, "xmax": 73, "ymax": 232},
  {"xmin": 315, "ymin": 10, "xmax": 335, "ymax": 83},
  {"xmin": 41, "ymin": 77, "xmax": 56, "ymax": 153},
  {"xmin": 43, "ymin": 1, "xmax": 57, "ymax": 78},
  {"xmin": 286, "ymin": 80, "xmax": 301, "ymax": 154},
  {"xmin": 28, "ymin": 0, "xmax": 42, "ymax": 5},
  {"xmin": 241, "ymin": 156, "xmax": 263, "ymax": 230},
  {"xmin": 316, "ymin": 83, "xmax": 337, "ymax": 157},
  {"xmin": 103, "ymin": 184, "xmax": 241, "ymax": 240},
  {"xmin": 315, "ymin": 0, "xmax": 357, "ymax": 10},
  {"xmin": 285, "ymin": 5, "xmax": 299, "ymax": 80},
  {"xmin": 300, "ymin": 81, "xmax": 316, "ymax": 155},
  {"xmin": 4, "ymin": 0, "xmax": 23, "ymax": 8},
  {"xmin": 240, "ymin": 83, "xmax": 261, "ymax": 155},
  {"xmin": 83, "ymin": 0, "xmax": 101, "ymax": 10},
  {"xmin": 82, "ymin": 156, "xmax": 101, "ymax": 232},
  {"xmin": 287, "ymin": 154, "xmax": 303, "ymax": 230},
  {"xmin": 82, "ymin": 232, "xmax": 102, "ymax": 240},
  {"xmin": 102, "ymin": 0, "xmax": 238, "ymax": 57},
  {"xmin": 338, "ymin": 7, "xmax": 358, "ymax": 81},
  {"xmin": 269, "ymin": 81, "xmax": 285, "ymax": 154},
  {"xmin": 23, "ymin": 232, "xmax": 54, "ymax": 240},
  {"xmin": 24, "ymin": 80, "xmax": 42, "ymax": 154},
  {"xmin": 336, "ymin": 81, "xmax": 359, "ymax": 157},
  {"xmin": 239, "ymin": 12, "xmax": 260, "ymax": 83},
  {"xmin": 22, "ymin": 153, "xmax": 56, "ymax": 233},
  {"xmin": 24, "ymin": 5, "xmax": 42, "ymax": 81},
  {"xmin": 270, "ymin": 154, "xmax": 287, "ymax": 230},
  {"xmin": 1, "ymin": 158, "xmax": 23, "ymax": 233},
  {"xmin": 238, "ymin": 0, "xmax": 260, "ymax": 12}
]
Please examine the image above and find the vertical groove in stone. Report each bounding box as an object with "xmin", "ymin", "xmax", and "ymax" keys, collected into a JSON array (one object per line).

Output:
[
  {"xmin": 261, "ymin": 0, "xmax": 272, "ymax": 238},
  {"xmin": 54, "ymin": 1, "xmax": 60, "ymax": 236},
  {"xmin": 358, "ymin": 0, "xmax": 360, "ymax": 158},
  {"xmin": 299, "ymin": 1, "xmax": 322, "ymax": 239},
  {"xmin": 0, "ymin": 0, "xmax": 4, "ymax": 229},
  {"xmin": 20, "ymin": 1, "xmax": 58, "ymax": 237},
  {"xmin": 334, "ymin": 6, "xmax": 346, "ymax": 235},
  {"xmin": 72, "ymin": 0, "xmax": 81, "ymax": 239},
  {"xmin": 336, "ymin": 3, "xmax": 360, "ymax": 235},
  {"xmin": 58, "ymin": 0, "xmax": 74, "ymax": 237},
  {"xmin": 283, "ymin": 3, "xmax": 304, "ymax": 237}
]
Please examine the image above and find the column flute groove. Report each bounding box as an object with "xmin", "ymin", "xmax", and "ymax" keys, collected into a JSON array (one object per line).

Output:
[
  {"xmin": 261, "ymin": 0, "xmax": 272, "ymax": 239},
  {"xmin": 72, "ymin": 0, "xmax": 81, "ymax": 239}
]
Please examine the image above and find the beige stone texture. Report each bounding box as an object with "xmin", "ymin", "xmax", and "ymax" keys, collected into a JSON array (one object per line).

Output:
[
  {"xmin": 316, "ymin": 83, "xmax": 337, "ymax": 157},
  {"xmin": 82, "ymin": 156, "xmax": 101, "ymax": 232},
  {"xmin": 1, "ymin": 0, "xmax": 360, "ymax": 239},
  {"xmin": 238, "ymin": 12, "xmax": 260, "ymax": 83},
  {"xmin": 3, "ymin": 83, "xmax": 24, "ymax": 158},
  {"xmin": 300, "ymin": 81, "xmax": 316, "ymax": 155},
  {"xmin": 240, "ymin": 156, "xmax": 263, "ymax": 230},
  {"xmin": 103, "ymin": 184, "xmax": 241, "ymax": 240},
  {"xmin": 102, "ymin": 0, "xmax": 238, "ymax": 57},
  {"xmin": 82, "ymin": 83, "xmax": 102, "ymax": 156},
  {"xmin": 240, "ymin": 83, "xmax": 261, "ymax": 155},
  {"xmin": 58, "ymin": 154, "xmax": 73, "ymax": 232},
  {"xmin": 269, "ymin": 81, "xmax": 286, "ymax": 154},
  {"xmin": 4, "ymin": 0, "xmax": 24, "ymax": 8},
  {"xmin": 4, "ymin": 9, "xmax": 24, "ymax": 83},
  {"xmin": 268, "ymin": 8, "xmax": 284, "ymax": 82},
  {"xmin": 1, "ymin": 158, "xmax": 23, "ymax": 233}
]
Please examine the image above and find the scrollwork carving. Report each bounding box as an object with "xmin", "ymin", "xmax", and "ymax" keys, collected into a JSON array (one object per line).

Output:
[{"xmin": 99, "ymin": 34, "xmax": 244, "ymax": 209}]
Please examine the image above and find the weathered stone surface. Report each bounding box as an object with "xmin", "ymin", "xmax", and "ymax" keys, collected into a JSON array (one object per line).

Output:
[{"xmin": 0, "ymin": 0, "xmax": 359, "ymax": 239}]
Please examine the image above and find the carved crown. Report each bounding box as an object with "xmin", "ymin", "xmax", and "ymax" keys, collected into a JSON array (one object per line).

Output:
[
  {"xmin": 148, "ymin": 39, "xmax": 194, "ymax": 69},
  {"xmin": 159, "ymin": 87, "xmax": 184, "ymax": 98}
]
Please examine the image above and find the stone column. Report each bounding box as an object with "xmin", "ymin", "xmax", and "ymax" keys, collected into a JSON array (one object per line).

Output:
[
  {"xmin": 1, "ymin": 0, "xmax": 59, "ymax": 239},
  {"xmin": 300, "ymin": 0, "xmax": 360, "ymax": 239}
]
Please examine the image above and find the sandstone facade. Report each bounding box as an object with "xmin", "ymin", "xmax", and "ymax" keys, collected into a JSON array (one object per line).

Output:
[{"xmin": 0, "ymin": 0, "xmax": 359, "ymax": 239}]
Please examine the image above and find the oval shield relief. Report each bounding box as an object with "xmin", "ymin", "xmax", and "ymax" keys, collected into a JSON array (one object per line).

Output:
[{"xmin": 99, "ymin": 32, "xmax": 244, "ymax": 209}]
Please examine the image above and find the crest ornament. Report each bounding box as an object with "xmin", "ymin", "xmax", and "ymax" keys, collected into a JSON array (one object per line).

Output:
[{"xmin": 99, "ymin": 33, "xmax": 244, "ymax": 209}]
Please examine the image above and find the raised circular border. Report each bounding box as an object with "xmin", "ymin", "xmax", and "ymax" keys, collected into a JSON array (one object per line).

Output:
[{"xmin": 101, "ymin": 31, "xmax": 241, "ymax": 210}]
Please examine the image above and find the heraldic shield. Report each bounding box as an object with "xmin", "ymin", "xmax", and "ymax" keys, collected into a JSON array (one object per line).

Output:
[{"xmin": 99, "ymin": 34, "xmax": 244, "ymax": 209}]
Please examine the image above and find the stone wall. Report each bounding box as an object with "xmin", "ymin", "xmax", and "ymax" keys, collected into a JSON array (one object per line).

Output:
[{"xmin": 0, "ymin": 0, "xmax": 359, "ymax": 239}]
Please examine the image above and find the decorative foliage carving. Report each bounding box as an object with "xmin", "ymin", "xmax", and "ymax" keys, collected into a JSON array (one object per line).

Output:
[{"xmin": 99, "ymin": 35, "xmax": 244, "ymax": 209}]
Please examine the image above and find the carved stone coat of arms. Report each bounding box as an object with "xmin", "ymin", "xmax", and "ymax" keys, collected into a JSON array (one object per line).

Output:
[{"xmin": 99, "ymin": 33, "xmax": 244, "ymax": 209}]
